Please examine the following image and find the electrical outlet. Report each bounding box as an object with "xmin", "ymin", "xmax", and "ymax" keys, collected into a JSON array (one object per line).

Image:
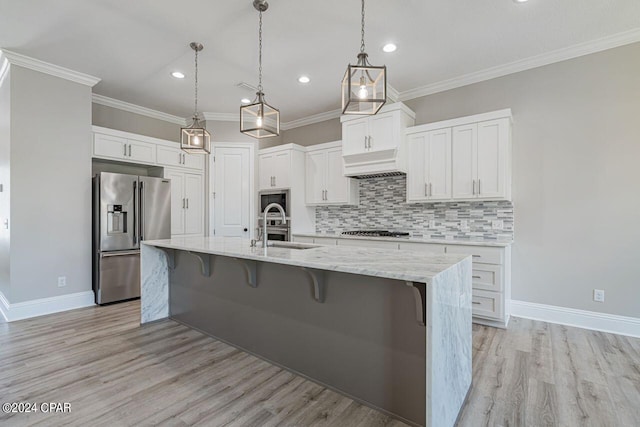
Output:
[
  {"xmin": 492, "ymin": 220, "xmax": 504, "ymax": 230},
  {"xmin": 460, "ymin": 219, "xmax": 469, "ymax": 230},
  {"xmin": 428, "ymin": 220, "xmax": 436, "ymax": 228},
  {"xmin": 593, "ymin": 289, "xmax": 605, "ymax": 302},
  {"xmin": 58, "ymin": 276, "xmax": 66, "ymax": 287}
]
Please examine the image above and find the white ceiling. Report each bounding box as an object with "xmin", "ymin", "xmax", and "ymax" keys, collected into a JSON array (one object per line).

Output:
[{"xmin": 1, "ymin": 0, "xmax": 639, "ymax": 122}]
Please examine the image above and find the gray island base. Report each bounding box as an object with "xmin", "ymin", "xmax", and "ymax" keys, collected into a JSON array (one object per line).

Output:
[{"xmin": 141, "ymin": 237, "xmax": 472, "ymax": 427}]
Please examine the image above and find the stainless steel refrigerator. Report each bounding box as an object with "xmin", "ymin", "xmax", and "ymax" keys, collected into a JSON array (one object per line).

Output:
[{"xmin": 92, "ymin": 172, "xmax": 171, "ymax": 304}]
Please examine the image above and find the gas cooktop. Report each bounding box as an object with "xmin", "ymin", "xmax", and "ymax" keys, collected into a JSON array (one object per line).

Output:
[{"xmin": 341, "ymin": 230, "xmax": 410, "ymax": 238}]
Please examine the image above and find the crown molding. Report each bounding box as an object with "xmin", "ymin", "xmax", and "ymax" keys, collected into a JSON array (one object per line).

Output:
[
  {"xmin": 202, "ymin": 112, "xmax": 239, "ymax": 122},
  {"xmin": 399, "ymin": 27, "xmax": 640, "ymax": 101},
  {"xmin": 92, "ymin": 94, "xmax": 187, "ymax": 126},
  {"xmin": 281, "ymin": 109, "xmax": 342, "ymax": 131},
  {"xmin": 387, "ymin": 84, "xmax": 400, "ymax": 102},
  {"xmin": 0, "ymin": 49, "xmax": 101, "ymax": 87}
]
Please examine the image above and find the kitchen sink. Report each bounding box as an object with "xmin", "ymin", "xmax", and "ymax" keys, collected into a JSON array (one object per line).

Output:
[{"xmin": 268, "ymin": 242, "xmax": 320, "ymax": 250}]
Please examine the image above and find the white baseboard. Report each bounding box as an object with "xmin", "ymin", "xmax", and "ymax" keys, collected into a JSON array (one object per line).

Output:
[
  {"xmin": 510, "ymin": 300, "xmax": 640, "ymax": 338},
  {"xmin": 0, "ymin": 290, "xmax": 95, "ymax": 322}
]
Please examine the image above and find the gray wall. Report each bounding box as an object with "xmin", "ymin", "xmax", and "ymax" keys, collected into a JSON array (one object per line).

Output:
[
  {"xmin": 279, "ymin": 118, "xmax": 341, "ymax": 147},
  {"xmin": 92, "ymin": 103, "xmax": 181, "ymax": 142},
  {"xmin": 279, "ymin": 42, "xmax": 640, "ymax": 318},
  {"xmin": 0, "ymin": 68, "xmax": 10, "ymax": 299},
  {"xmin": 7, "ymin": 66, "xmax": 93, "ymax": 303}
]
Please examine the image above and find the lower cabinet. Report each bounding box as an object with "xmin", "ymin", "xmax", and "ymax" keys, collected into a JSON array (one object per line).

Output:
[
  {"xmin": 292, "ymin": 234, "xmax": 512, "ymax": 327},
  {"xmin": 165, "ymin": 169, "xmax": 204, "ymax": 236}
]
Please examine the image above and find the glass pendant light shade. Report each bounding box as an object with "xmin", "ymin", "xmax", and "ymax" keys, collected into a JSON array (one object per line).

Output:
[
  {"xmin": 180, "ymin": 42, "xmax": 211, "ymax": 154},
  {"xmin": 181, "ymin": 116, "xmax": 211, "ymax": 153},
  {"xmin": 240, "ymin": 91, "xmax": 280, "ymax": 138},
  {"xmin": 342, "ymin": 53, "xmax": 386, "ymax": 115}
]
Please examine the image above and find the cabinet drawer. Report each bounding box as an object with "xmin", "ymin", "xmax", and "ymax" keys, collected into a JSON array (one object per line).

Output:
[
  {"xmin": 313, "ymin": 237, "xmax": 337, "ymax": 245},
  {"xmin": 398, "ymin": 242, "xmax": 446, "ymax": 253},
  {"xmin": 472, "ymin": 290, "xmax": 504, "ymax": 320},
  {"xmin": 472, "ymin": 264, "xmax": 503, "ymax": 292},
  {"xmin": 446, "ymin": 245, "xmax": 504, "ymax": 265}
]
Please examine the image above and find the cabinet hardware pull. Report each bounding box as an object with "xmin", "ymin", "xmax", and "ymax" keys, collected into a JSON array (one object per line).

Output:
[
  {"xmin": 368, "ymin": 136, "xmax": 372, "ymax": 149},
  {"xmin": 424, "ymin": 183, "xmax": 428, "ymax": 197},
  {"xmin": 429, "ymin": 183, "xmax": 433, "ymax": 197},
  {"xmin": 186, "ymin": 198, "xmax": 189, "ymax": 209},
  {"xmin": 472, "ymin": 255, "xmax": 480, "ymax": 258},
  {"xmin": 472, "ymin": 301, "xmax": 481, "ymax": 305},
  {"xmin": 273, "ymin": 176, "xmax": 276, "ymax": 187},
  {"xmin": 478, "ymin": 179, "xmax": 481, "ymax": 195},
  {"xmin": 472, "ymin": 180, "xmax": 476, "ymax": 195},
  {"xmin": 472, "ymin": 275, "xmax": 481, "ymax": 279},
  {"xmin": 128, "ymin": 144, "xmax": 131, "ymax": 157},
  {"xmin": 182, "ymin": 198, "xmax": 185, "ymax": 209},
  {"xmin": 124, "ymin": 145, "xmax": 127, "ymax": 157},
  {"xmin": 364, "ymin": 136, "xmax": 367, "ymax": 150}
]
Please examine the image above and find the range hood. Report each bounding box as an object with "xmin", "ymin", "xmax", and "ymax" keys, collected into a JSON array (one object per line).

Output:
[{"xmin": 341, "ymin": 102, "xmax": 415, "ymax": 178}]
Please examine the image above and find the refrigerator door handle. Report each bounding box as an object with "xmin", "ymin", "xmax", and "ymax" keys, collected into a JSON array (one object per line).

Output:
[
  {"xmin": 132, "ymin": 181, "xmax": 137, "ymax": 244},
  {"xmin": 139, "ymin": 181, "xmax": 144, "ymax": 242},
  {"xmin": 101, "ymin": 250, "xmax": 141, "ymax": 258}
]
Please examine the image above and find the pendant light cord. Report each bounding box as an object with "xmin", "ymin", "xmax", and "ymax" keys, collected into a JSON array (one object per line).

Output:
[
  {"xmin": 194, "ymin": 46, "xmax": 199, "ymax": 117},
  {"xmin": 360, "ymin": 0, "xmax": 366, "ymax": 54},
  {"xmin": 258, "ymin": 10, "xmax": 263, "ymax": 92}
]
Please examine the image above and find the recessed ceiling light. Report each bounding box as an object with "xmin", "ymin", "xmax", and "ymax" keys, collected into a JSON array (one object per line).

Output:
[
  {"xmin": 171, "ymin": 71, "xmax": 185, "ymax": 79},
  {"xmin": 382, "ymin": 43, "xmax": 397, "ymax": 53},
  {"xmin": 241, "ymin": 98, "xmax": 251, "ymax": 104},
  {"xmin": 513, "ymin": 0, "xmax": 528, "ymax": 3},
  {"xmin": 298, "ymin": 76, "xmax": 310, "ymax": 84}
]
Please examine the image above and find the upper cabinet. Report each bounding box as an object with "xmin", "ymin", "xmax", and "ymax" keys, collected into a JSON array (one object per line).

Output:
[
  {"xmin": 305, "ymin": 141, "xmax": 358, "ymax": 206},
  {"xmin": 341, "ymin": 102, "xmax": 415, "ymax": 177},
  {"xmin": 406, "ymin": 110, "xmax": 512, "ymax": 203},
  {"xmin": 92, "ymin": 126, "xmax": 205, "ymax": 172},
  {"xmin": 259, "ymin": 150, "xmax": 291, "ymax": 190}
]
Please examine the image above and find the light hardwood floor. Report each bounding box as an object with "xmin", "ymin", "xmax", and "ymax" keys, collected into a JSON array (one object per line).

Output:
[{"xmin": 0, "ymin": 301, "xmax": 638, "ymax": 426}]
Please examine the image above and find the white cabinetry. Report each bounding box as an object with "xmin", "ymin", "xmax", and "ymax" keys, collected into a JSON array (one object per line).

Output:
[
  {"xmin": 406, "ymin": 129, "xmax": 452, "ymax": 202},
  {"xmin": 341, "ymin": 102, "xmax": 415, "ymax": 176},
  {"xmin": 93, "ymin": 133, "xmax": 156, "ymax": 164},
  {"xmin": 157, "ymin": 145, "xmax": 204, "ymax": 170},
  {"xmin": 259, "ymin": 150, "xmax": 291, "ymax": 190},
  {"xmin": 406, "ymin": 110, "xmax": 512, "ymax": 202},
  {"xmin": 305, "ymin": 141, "xmax": 358, "ymax": 205},
  {"xmin": 164, "ymin": 169, "xmax": 203, "ymax": 236}
]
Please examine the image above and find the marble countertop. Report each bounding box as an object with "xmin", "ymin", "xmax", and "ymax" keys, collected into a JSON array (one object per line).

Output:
[
  {"xmin": 292, "ymin": 233, "xmax": 512, "ymax": 247},
  {"xmin": 142, "ymin": 236, "xmax": 469, "ymax": 284}
]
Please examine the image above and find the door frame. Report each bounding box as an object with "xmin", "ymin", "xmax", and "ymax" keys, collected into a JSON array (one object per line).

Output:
[{"xmin": 208, "ymin": 142, "xmax": 257, "ymax": 239}]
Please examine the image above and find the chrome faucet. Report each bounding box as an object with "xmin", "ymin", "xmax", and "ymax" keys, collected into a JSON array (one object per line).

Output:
[{"xmin": 262, "ymin": 203, "xmax": 287, "ymax": 248}]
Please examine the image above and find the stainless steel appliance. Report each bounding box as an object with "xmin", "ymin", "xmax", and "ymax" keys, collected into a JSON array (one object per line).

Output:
[
  {"xmin": 258, "ymin": 217, "xmax": 290, "ymax": 242},
  {"xmin": 92, "ymin": 172, "xmax": 171, "ymax": 304},
  {"xmin": 259, "ymin": 190, "xmax": 290, "ymax": 218},
  {"xmin": 258, "ymin": 190, "xmax": 290, "ymax": 242}
]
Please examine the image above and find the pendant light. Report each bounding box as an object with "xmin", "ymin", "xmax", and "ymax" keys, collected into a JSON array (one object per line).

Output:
[
  {"xmin": 341, "ymin": 0, "xmax": 387, "ymax": 115},
  {"xmin": 240, "ymin": 0, "xmax": 280, "ymax": 139},
  {"xmin": 181, "ymin": 42, "xmax": 211, "ymax": 154}
]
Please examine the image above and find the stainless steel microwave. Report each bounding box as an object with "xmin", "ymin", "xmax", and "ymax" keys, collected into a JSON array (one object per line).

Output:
[{"xmin": 259, "ymin": 190, "xmax": 290, "ymax": 217}]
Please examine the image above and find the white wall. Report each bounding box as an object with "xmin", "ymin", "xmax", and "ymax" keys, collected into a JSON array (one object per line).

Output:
[
  {"xmin": 0, "ymin": 67, "xmax": 10, "ymax": 299},
  {"xmin": 92, "ymin": 103, "xmax": 181, "ymax": 142},
  {"xmin": 8, "ymin": 66, "xmax": 92, "ymax": 303}
]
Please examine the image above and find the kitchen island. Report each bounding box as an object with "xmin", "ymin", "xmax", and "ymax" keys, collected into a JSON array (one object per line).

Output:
[{"xmin": 140, "ymin": 236, "xmax": 472, "ymax": 427}]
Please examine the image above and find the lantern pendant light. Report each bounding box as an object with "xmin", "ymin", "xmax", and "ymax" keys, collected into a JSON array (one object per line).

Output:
[
  {"xmin": 240, "ymin": 0, "xmax": 280, "ymax": 139},
  {"xmin": 341, "ymin": 0, "xmax": 387, "ymax": 115},
  {"xmin": 181, "ymin": 42, "xmax": 211, "ymax": 154}
]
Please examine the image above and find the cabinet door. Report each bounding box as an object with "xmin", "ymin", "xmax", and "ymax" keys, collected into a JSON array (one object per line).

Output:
[
  {"xmin": 305, "ymin": 151, "xmax": 326, "ymax": 204},
  {"xmin": 369, "ymin": 111, "xmax": 396, "ymax": 152},
  {"xmin": 182, "ymin": 152, "xmax": 205, "ymax": 171},
  {"xmin": 258, "ymin": 154, "xmax": 273, "ymax": 190},
  {"xmin": 165, "ymin": 170, "xmax": 185, "ymax": 236},
  {"xmin": 157, "ymin": 146, "xmax": 183, "ymax": 168},
  {"xmin": 426, "ymin": 128, "xmax": 452, "ymax": 200},
  {"xmin": 477, "ymin": 119, "xmax": 508, "ymax": 199},
  {"xmin": 342, "ymin": 118, "xmax": 369, "ymax": 156},
  {"xmin": 326, "ymin": 147, "xmax": 349, "ymax": 203},
  {"xmin": 406, "ymin": 133, "xmax": 428, "ymax": 202},
  {"xmin": 452, "ymin": 124, "xmax": 477, "ymax": 199},
  {"xmin": 127, "ymin": 139, "xmax": 156, "ymax": 164},
  {"xmin": 184, "ymin": 173, "xmax": 204, "ymax": 235},
  {"xmin": 272, "ymin": 151, "xmax": 291, "ymax": 188},
  {"xmin": 94, "ymin": 134, "xmax": 126, "ymax": 160}
]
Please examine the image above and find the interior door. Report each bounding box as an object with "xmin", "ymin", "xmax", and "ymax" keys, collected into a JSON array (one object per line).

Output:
[
  {"xmin": 452, "ymin": 124, "xmax": 478, "ymax": 199},
  {"xmin": 213, "ymin": 147, "xmax": 251, "ymax": 237},
  {"xmin": 427, "ymin": 128, "xmax": 452, "ymax": 200}
]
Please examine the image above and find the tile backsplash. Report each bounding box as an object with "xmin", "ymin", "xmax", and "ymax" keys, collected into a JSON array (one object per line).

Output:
[{"xmin": 315, "ymin": 175, "xmax": 514, "ymax": 242}]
